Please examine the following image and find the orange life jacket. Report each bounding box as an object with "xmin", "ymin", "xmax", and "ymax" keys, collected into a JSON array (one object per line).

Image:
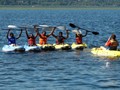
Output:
[
  {"xmin": 39, "ymin": 34, "xmax": 47, "ymax": 45},
  {"xmin": 105, "ymin": 39, "xmax": 118, "ymax": 47}
]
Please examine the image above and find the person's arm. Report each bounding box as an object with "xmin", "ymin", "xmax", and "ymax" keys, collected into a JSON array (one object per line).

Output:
[
  {"xmin": 116, "ymin": 40, "xmax": 119, "ymax": 46},
  {"xmin": 46, "ymin": 27, "xmax": 56, "ymax": 37},
  {"xmin": 35, "ymin": 28, "xmax": 42, "ymax": 38},
  {"xmin": 7, "ymin": 29, "xmax": 11, "ymax": 39},
  {"xmin": 52, "ymin": 33, "xmax": 57, "ymax": 39},
  {"xmin": 105, "ymin": 39, "xmax": 111, "ymax": 46},
  {"xmin": 105, "ymin": 36, "xmax": 111, "ymax": 46},
  {"xmin": 34, "ymin": 28, "xmax": 39, "ymax": 38},
  {"xmin": 16, "ymin": 29, "xmax": 23, "ymax": 39},
  {"xmin": 82, "ymin": 30, "xmax": 88, "ymax": 37},
  {"xmin": 25, "ymin": 29, "xmax": 29, "ymax": 39},
  {"xmin": 64, "ymin": 30, "xmax": 69, "ymax": 39}
]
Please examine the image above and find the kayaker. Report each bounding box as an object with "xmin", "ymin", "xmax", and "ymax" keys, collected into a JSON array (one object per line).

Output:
[
  {"xmin": 52, "ymin": 30, "xmax": 69, "ymax": 44},
  {"xmin": 36, "ymin": 27, "xmax": 56, "ymax": 45},
  {"xmin": 105, "ymin": 34, "xmax": 119, "ymax": 50},
  {"xmin": 7, "ymin": 29, "xmax": 22, "ymax": 46},
  {"xmin": 75, "ymin": 30, "xmax": 88, "ymax": 44},
  {"xmin": 25, "ymin": 29, "xmax": 38, "ymax": 46}
]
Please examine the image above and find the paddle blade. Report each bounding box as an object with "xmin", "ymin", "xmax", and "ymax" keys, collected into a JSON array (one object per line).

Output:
[
  {"xmin": 8, "ymin": 25, "xmax": 18, "ymax": 29},
  {"xmin": 57, "ymin": 26, "xmax": 66, "ymax": 30},
  {"xmin": 42, "ymin": 27, "xmax": 53, "ymax": 31},
  {"xmin": 39, "ymin": 25, "xmax": 49, "ymax": 28},
  {"xmin": 92, "ymin": 32, "xmax": 99, "ymax": 35},
  {"xmin": 69, "ymin": 23, "xmax": 77, "ymax": 28}
]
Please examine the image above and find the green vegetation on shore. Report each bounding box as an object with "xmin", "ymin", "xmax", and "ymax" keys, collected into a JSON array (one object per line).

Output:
[
  {"xmin": 0, "ymin": 0, "xmax": 120, "ymax": 10},
  {"xmin": 0, "ymin": 0, "xmax": 120, "ymax": 8},
  {"xmin": 0, "ymin": 5, "xmax": 120, "ymax": 10}
]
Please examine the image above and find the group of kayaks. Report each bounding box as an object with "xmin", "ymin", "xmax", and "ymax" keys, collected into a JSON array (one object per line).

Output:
[
  {"xmin": 2, "ymin": 43, "xmax": 120, "ymax": 57},
  {"xmin": 2, "ymin": 43, "xmax": 87, "ymax": 53}
]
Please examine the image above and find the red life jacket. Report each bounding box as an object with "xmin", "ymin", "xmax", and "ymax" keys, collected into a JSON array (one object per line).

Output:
[
  {"xmin": 105, "ymin": 39, "xmax": 118, "ymax": 47},
  {"xmin": 56, "ymin": 36, "xmax": 64, "ymax": 44},
  {"xmin": 28, "ymin": 37, "xmax": 36, "ymax": 46},
  {"xmin": 76, "ymin": 36, "xmax": 82, "ymax": 44}
]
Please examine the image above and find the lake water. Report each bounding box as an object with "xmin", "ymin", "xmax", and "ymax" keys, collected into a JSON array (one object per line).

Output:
[{"xmin": 0, "ymin": 9, "xmax": 120, "ymax": 90}]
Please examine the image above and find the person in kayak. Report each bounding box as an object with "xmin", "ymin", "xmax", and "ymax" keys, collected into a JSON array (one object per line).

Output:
[
  {"xmin": 36, "ymin": 27, "xmax": 56, "ymax": 45},
  {"xmin": 105, "ymin": 34, "xmax": 119, "ymax": 50},
  {"xmin": 52, "ymin": 30, "xmax": 69, "ymax": 44},
  {"xmin": 75, "ymin": 30, "xmax": 88, "ymax": 44},
  {"xmin": 25, "ymin": 28, "xmax": 38, "ymax": 46},
  {"xmin": 7, "ymin": 29, "xmax": 22, "ymax": 45}
]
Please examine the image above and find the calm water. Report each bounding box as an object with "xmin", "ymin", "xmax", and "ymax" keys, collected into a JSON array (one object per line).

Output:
[{"xmin": 0, "ymin": 9, "xmax": 120, "ymax": 90}]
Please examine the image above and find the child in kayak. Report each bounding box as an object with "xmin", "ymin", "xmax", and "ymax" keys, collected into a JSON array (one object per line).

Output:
[
  {"xmin": 52, "ymin": 30, "xmax": 69, "ymax": 44},
  {"xmin": 73, "ymin": 29, "xmax": 88, "ymax": 44},
  {"xmin": 105, "ymin": 34, "xmax": 119, "ymax": 50},
  {"xmin": 7, "ymin": 29, "xmax": 22, "ymax": 46},
  {"xmin": 35, "ymin": 27, "xmax": 56, "ymax": 45},
  {"xmin": 25, "ymin": 28, "xmax": 38, "ymax": 46}
]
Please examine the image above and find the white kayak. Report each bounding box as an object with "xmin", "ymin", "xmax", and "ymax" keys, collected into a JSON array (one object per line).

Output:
[
  {"xmin": 24, "ymin": 45, "xmax": 41, "ymax": 52},
  {"xmin": 2, "ymin": 44, "xmax": 25, "ymax": 52}
]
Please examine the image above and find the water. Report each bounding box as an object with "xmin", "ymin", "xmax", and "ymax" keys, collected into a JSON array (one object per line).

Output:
[{"xmin": 0, "ymin": 9, "xmax": 120, "ymax": 90}]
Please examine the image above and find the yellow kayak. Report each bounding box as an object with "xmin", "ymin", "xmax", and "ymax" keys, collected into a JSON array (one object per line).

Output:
[
  {"xmin": 37, "ymin": 44, "xmax": 55, "ymax": 51},
  {"xmin": 91, "ymin": 46, "xmax": 120, "ymax": 57},
  {"xmin": 53, "ymin": 43, "xmax": 71, "ymax": 50},
  {"xmin": 71, "ymin": 43, "xmax": 87, "ymax": 50}
]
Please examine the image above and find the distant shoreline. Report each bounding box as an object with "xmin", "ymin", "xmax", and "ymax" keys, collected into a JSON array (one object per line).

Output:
[{"xmin": 0, "ymin": 5, "xmax": 120, "ymax": 10}]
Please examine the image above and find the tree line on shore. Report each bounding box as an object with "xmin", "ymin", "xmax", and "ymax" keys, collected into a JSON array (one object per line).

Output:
[{"xmin": 0, "ymin": 0, "xmax": 120, "ymax": 7}]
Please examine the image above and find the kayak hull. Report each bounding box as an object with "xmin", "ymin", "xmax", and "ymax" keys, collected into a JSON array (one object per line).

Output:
[
  {"xmin": 24, "ymin": 45, "xmax": 41, "ymax": 52},
  {"xmin": 37, "ymin": 44, "xmax": 55, "ymax": 51},
  {"xmin": 91, "ymin": 47, "xmax": 120, "ymax": 57},
  {"xmin": 2, "ymin": 45, "xmax": 25, "ymax": 52},
  {"xmin": 71, "ymin": 43, "xmax": 87, "ymax": 50},
  {"xmin": 53, "ymin": 44, "xmax": 71, "ymax": 50}
]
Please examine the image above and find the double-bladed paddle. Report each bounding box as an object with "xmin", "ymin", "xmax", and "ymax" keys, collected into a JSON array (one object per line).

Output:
[{"xmin": 69, "ymin": 23, "xmax": 99, "ymax": 35}]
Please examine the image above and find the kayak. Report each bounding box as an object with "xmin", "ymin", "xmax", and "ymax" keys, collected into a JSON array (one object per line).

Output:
[
  {"xmin": 71, "ymin": 43, "xmax": 87, "ymax": 50},
  {"xmin": 2, "ymin": 44, "xmax": 25, "ymax": 52},
  {"xmin": 53, "ymin": 43, "xmax": 71, "ymax": 50},
  {"xmin": 91, "ymin": 46, "xmax": 120, "ymax": 57},
  {"xmin": 24, "ymin": 45, "xmax": 41, "ymax": 52},
  {"xmin": 37, "ymin": 44, "xmax": 55, "ymax": 51}
]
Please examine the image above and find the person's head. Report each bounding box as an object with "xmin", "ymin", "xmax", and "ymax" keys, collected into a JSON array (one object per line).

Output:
[
  {"xmin": 76, "ymin": 33, "xmax": 82, "ymax": 37},
  {"xmin": 111, "ymin": 34, "xmax": 116, "ymax": 40},
  {"xmin": 29, "ymin": 33, "xmax": 34, "ymax": 38},
  {"xmin": 42, "ymin": 31, "xmax": 46, "ymax": 35},
  {"xmin": 59, "ymin": 32, "xmax": 63, "ymax": 36},
  {"xmin": 10, "ymin": 32, "xmax": 14, "ymax": 37}
]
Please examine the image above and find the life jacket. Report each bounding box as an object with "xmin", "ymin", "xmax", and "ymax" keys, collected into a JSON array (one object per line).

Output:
[
  {"xmin": 56, "ymin": 36, "xmax": 64, "ymax": 44},
  {"xmin": 39, "ymin": 34, "xmax": 47, "ymax": 45},
  {"xmin": 105, "ymin": 39, "xmax": 118, "ymax": 50},
  {"xmin": 76, "ymin": 36, "xmax": 82, "ymax": 44},
  {"xmin": 105, "ymin": 39, "xmax": 118, "ymax": 47},
  {"xmin": 8, "ymin": 37, "xmax": 16, "ymax": 45},
  {"xmin": 110, "ymin": 40, "xmax": 119, "ymax": 47},
  {"xmin": 28, "ymin": 37, "xmax": 36, "ymax": 46}
]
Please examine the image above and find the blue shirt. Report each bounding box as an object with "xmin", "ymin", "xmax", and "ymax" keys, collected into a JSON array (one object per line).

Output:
[{"xmin": 8, "ymin": 37, "xmax": 16, "ymax": 45}]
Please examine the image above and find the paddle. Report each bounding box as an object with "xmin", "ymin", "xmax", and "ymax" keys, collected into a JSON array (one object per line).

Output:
[
  {"xmin": 2, "ymin": 25, "xmax": 21, "ymax": 30},
  {"xmin": 69, "ymin": 23, "xmax": 99, "ymax": 35},
  {"xmin": 38, "ymin": 25, "xmax": 66, "ymax": 31}
]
